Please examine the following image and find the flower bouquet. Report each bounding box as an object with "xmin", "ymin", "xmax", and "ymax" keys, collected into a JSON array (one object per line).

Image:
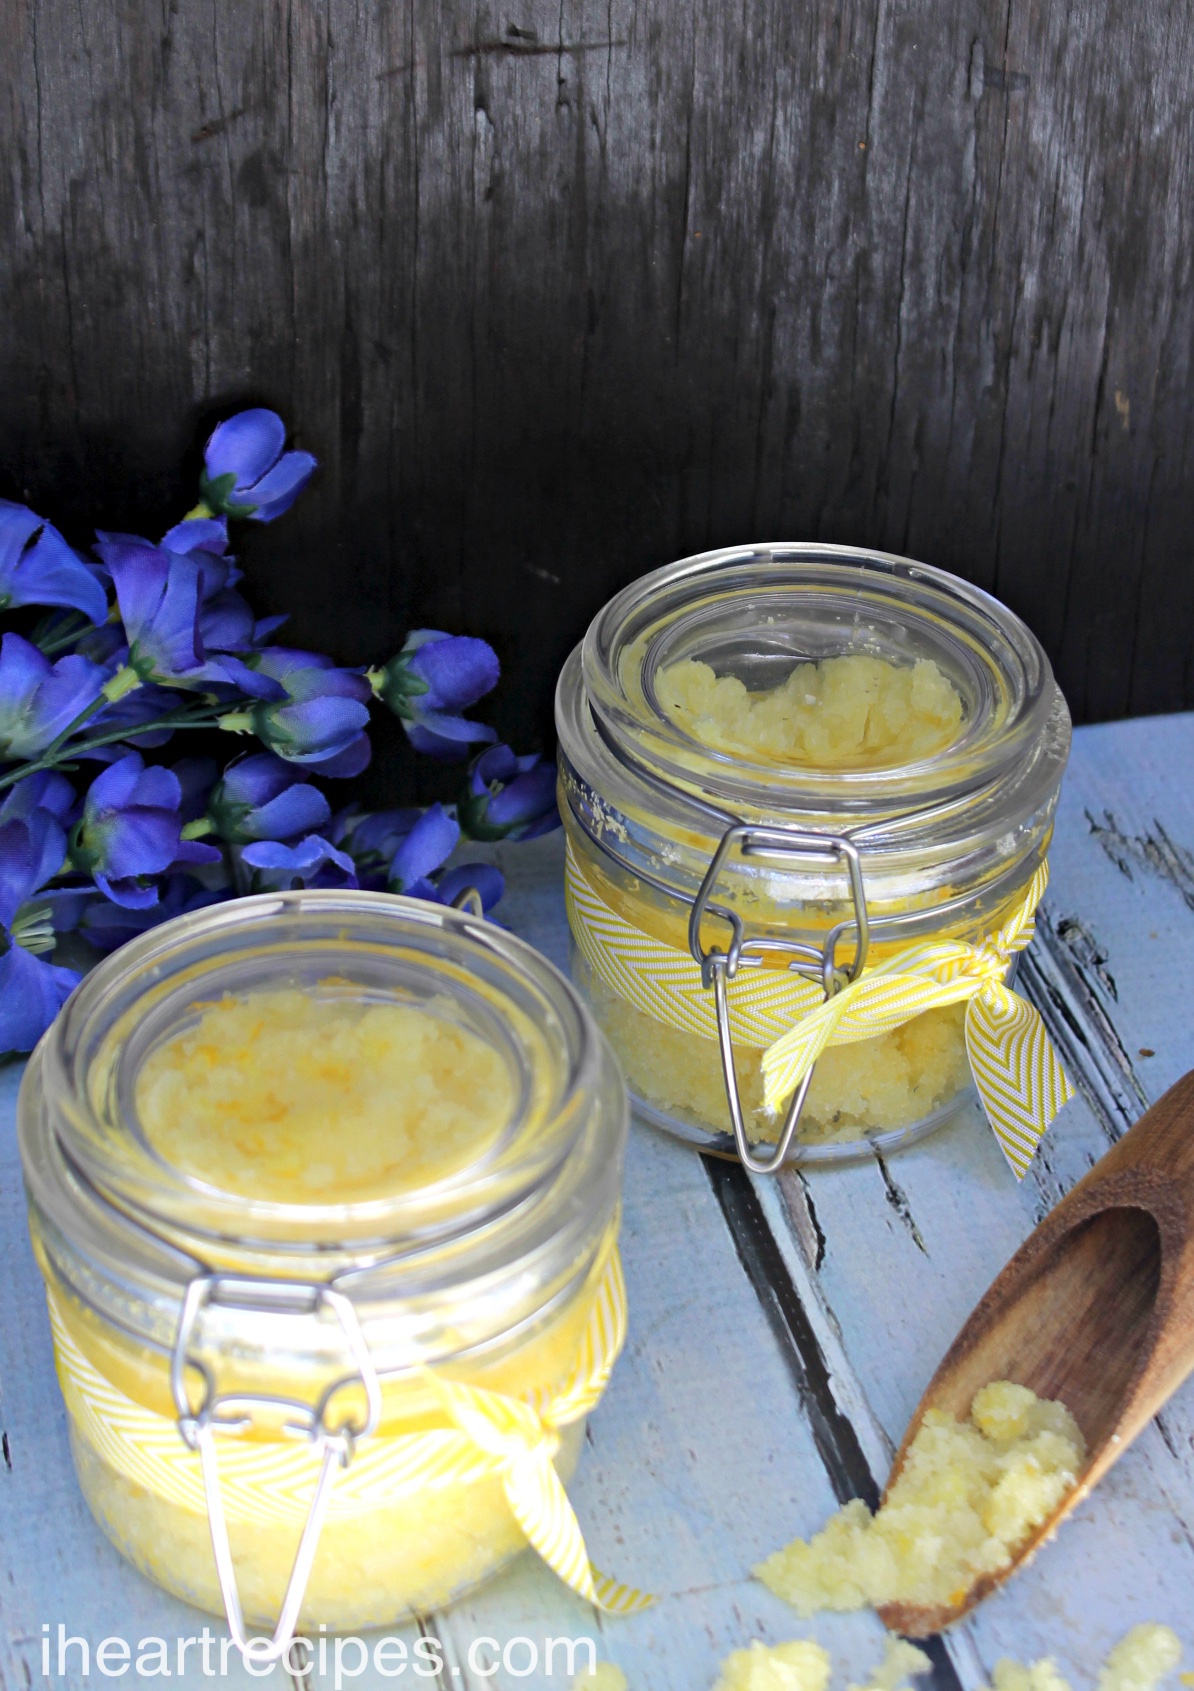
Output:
[{"xmin": 0, "ymin": 409, "xmax": 558, "ymax": 1056}]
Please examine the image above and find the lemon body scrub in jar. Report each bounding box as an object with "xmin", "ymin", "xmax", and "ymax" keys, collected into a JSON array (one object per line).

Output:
[
  {"xmin": 19, "ymin": 890, "xmax": 631, "ymax": 1642},
  {"xmin": 556, "ymin": 544, "xmax": 1071, "ymax": 1168}
]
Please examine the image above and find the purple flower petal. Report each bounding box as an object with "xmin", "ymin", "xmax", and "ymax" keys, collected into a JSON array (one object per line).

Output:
[
  {"xmin": 222, "ymin": 753, "xmax": 295, "ymax": 809},
  {"xmin": 201, "ymin": 654, "xmax": 287, "ymax": 699},
  {"xmin": 336, "ymin": 808, "xmax": 422, "ymax": 870},
  {"xmin": 486, "ymin": 762, "xmax": 558, "ymax": 829},
  {"xmin": 102, "ymin": 542, "xmax": 206, "ymax": 683},
  {"xmin": 199, "ymin": 587, "xmax": 257, "ymax": 652},
  {"xmin": 261, "ymin": 695, "xmax": 372, "ymax": 764},
  {"xmin": 0, "ymin": 943, "xmax": 79, "ymax": 1055},
  {"xmin": 171, "ymin": 838, "xmax": 223, "ymax": 867},
  {"xmin": 0, "ymin": 771, "xmax": 76, "ymax": 826},
  {"xmin": 91, "ymin": 809, "xmax": 181, "ymax": 881},
  {"xmin": 96, "ymin": 540, "xmax": 168, "ymax": 636},
  {"xmin": 469, "ymin": 743, "xmax": 521, "ymax": 794},
  {"xmin": 0, "ymin": 503, "xmax": 42, "ymax": 575},
  {"xmin": 172, "ymin": 758, "xmax": 218, "ymax": 823},
  {"xmin": 406, "ymin": 713, "xmax": 499, "ymax": 760},
  {"xmin": 408, "ymin": 636, "xmax": 500, "ymax": 712},
  {"xmin": 0, "ymin": 633, "xmax": 109, "ymax": 761},
  {"xmin": 253, "ymin": 613, "xmax": 290, "ymax": 644},
  {"xmin": 298, "ymin": 731, "xmax": 371, "ymax": 779},
  {"xmin": 93, "ymin": 872, "xmax": 161, "ymax": 910},
  {"xmin": 161, "ymin": 517, "xmax": 229, "ymax": 556},
  {"xmin": 389, "ymin": 804, "xmax": 460, "ymax": 890},
  {"xmin": 0, "ymin": 809, "xmax": 66, "ymax": 925},
  {"xmin": 240, "ymin": 783, "xmax": 331, "ymax": 841},
  {"xmin": 78, "ymin": 877, "xmax": 226, "ymax": 951},
  {"xmin": 245, "ymin": 450, "xmax": 317, "ymax": 521},
  {"xmin": 252, "ymin": 647, "xmax": 338, "ymax": 682},
  {"xmin": 241, "ymin": 832, "xmax": 357, "ymax": 890},
  {"xmin": 86, "ymin": 751, "xmax": 158, "ymax": 816},
  {"xmin": 507, "ymin": 808, "xmax": 561, "ymax": 840},
  {"xmin": 0, "ymin": 502, "xmax": 108, "ymax": 624},
  {"xmin": 205, "ymin": 409, "xmax": 286, "ymax": 491}
]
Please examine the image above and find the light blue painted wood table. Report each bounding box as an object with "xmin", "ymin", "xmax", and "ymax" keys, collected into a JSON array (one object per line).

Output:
[{"xmin": 3, "ymin": 714, "xmax": 1193, "ymax": 1690}]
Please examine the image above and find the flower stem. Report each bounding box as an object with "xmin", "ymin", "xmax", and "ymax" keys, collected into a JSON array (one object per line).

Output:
[
  {"xmin": 0, "ymin": 706, "xmax": 227, "ymax": 794},
  {"xmin": 35, "ymin": 693, "xmax": 113, "ymax": 767}
]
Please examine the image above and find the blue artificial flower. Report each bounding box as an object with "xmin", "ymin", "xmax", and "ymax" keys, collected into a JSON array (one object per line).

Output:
[
  {"xmin": 76, "ymin": 876, "xmax": 227, "ymax": 954},
  {"xmin": 0, "ymin": 500, "xmax": 108, "ymax": 625},
  {"xmin": 207, "ymin": 752, "xmax": 331, "ymax": 843},
  {"xmin": 458, "ymin": 743, "xmax": 559, "ymax": 841},
  {"xmin": 240, "ymin": 649, "xmax": 372, "ymax": 771},
  {"xmin": 373, "ymin": 630, "xmax": 499, "ymax": 760},
  {"xmin": 332, "ymin": 805, "xmax": 422, "ymax": 890},
  {"xmin": 0, "ymin": 632, "xmax": 110, "ymax": 762},
  {"xmin": 331, "ymin": 803, "xmax": 502, "ymax": 910},
  {"xmin": 71, "ymin": 751, "xmax": 221, "ymax": 909},
  {"xmin": 0, "ymin": 812, "xmax": 80, "ymax": 1054},
  {"xmin": 240, "ymin": 833, "xmax": 358, "ymax": 891},
  {"xmin": 96, "ymin": 537, "xmax": 283, "ymax": 697},
  {"xmin": 200, "ymin": 410, "xmax": 317, "ymax": 522}
]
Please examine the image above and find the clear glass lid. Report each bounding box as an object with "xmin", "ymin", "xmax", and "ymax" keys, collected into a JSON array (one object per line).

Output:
[{"xmin": 557, "ymin": 544, "xmax": 1071, "ymax": 929}]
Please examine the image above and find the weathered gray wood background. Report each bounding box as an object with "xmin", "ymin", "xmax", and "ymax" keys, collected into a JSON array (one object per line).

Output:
[{"xmin": 4, "ymin": 0, "xmax": 1194, "ymax": 768}]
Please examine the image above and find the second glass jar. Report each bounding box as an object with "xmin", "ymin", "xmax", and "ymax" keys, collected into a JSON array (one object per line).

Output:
[{"xmin": 555, "ymin": 543, "xmax": 1071, "ymax": 1164}]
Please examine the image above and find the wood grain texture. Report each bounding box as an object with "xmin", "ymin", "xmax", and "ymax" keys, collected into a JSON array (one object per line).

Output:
[
  {"xmin": 3, "ymin": 0, "xmax": 1194, "ymax": 793},
  {"xmin": 877, "ymin": 1066, "xmax": 1194, "ymax": 1636}
]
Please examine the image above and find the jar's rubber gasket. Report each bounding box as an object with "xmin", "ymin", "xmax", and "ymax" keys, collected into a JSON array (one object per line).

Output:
[{"xmin": 627, "ymin": 1081, "xmax": 979, "ymax": 1167}]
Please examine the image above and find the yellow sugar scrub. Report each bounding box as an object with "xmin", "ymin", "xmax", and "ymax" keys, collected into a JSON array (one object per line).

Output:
[
  {"xmin": 558, "ymin": 546, "xmax": 1072, "ymax": 1166},
  {"xmin": 20, "ymin": 891, "xmax": 632, "ymax": 1636},
  {"xmin": 985, "ymin": 1664, "xmax": 1074, "ymax": 1691},
  {"xmin": 852, "ymin": 1640, "xmax": 933, "ymax": 1691},
  {"xmin": 755, "ymin": 1381, "xmax": 1086, "ymax": 1616},
  {"xmin": 574, "ymin": 945, "xmax": 971, "ymax": 1145},
  {"xmin": 712, "ymin": 1635, "xmax": 931, "ymax": 1691},
  {"xmin": 712, "ymin": 1639, "xmax": 832, "ymax": 1691},
  {"xmin": 1097, "ymin": 1628, "xmax": 1184, "ymax": 1691},
  {"xmin": 978, "ymin": 1627, "xmax": 1183, "ymax": 1691},
  {"xmin": 573, "ymin": 1667, "xmax": 631, "ymax": 1691},
  {"xmin": 654, "ymin": 653, "xmax": 964, "ymax": 769},
  {"xmin": 136, "ymin": 987, "xmax": 514, "ymax": 1201}
]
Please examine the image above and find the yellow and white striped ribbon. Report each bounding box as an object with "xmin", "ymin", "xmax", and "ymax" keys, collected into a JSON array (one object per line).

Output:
[
  {"xmin": 566, "ymin": 845, "xmax": 1072, "ymax": 1177},
  {"xmin": 48, "ymin": 1250, "xmax": 651, "ymax": 1616}
]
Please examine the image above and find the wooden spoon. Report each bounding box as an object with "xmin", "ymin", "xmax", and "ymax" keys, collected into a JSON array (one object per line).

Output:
[{"xmin": 877, "ymin": 1068, "xmax": 1194, "ymax": 1638}]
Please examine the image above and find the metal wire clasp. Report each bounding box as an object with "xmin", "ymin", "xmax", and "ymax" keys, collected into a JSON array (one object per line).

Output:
[
  {"xmin": 688, "ymin": 823, "xmax": 871, "ymax": 1175},
  {"xmin": 171, "ymin": 1274, "xmax": 382, "ymax": 1666}
]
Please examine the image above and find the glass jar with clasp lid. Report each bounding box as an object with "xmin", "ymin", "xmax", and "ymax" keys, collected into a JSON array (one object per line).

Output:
[
  {"xmin": 19, "ymin": 889, "xmax": 637, "ymax": 1661},
  {"xmin": 555, "ymin": 543, "xmax": 1072, "ymax": 1173}
]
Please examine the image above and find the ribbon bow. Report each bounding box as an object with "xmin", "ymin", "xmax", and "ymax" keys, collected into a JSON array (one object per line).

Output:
[
  {"xmin": 760, "ymin": 861, "xmax": 1073, "ymax": 1175},
  {"xmin": 420, "ymin": 1251, "xmax": 651, "ymax": 1614}
]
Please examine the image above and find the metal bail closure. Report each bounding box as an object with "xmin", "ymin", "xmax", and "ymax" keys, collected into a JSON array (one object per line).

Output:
[
  {"xmin": 688, "ymin": 823, "xmax": 871, "ymax": 1174},
  {"xmin": 171, "ymin": 1274, "xmax": 382, "ymax": 1666}
]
